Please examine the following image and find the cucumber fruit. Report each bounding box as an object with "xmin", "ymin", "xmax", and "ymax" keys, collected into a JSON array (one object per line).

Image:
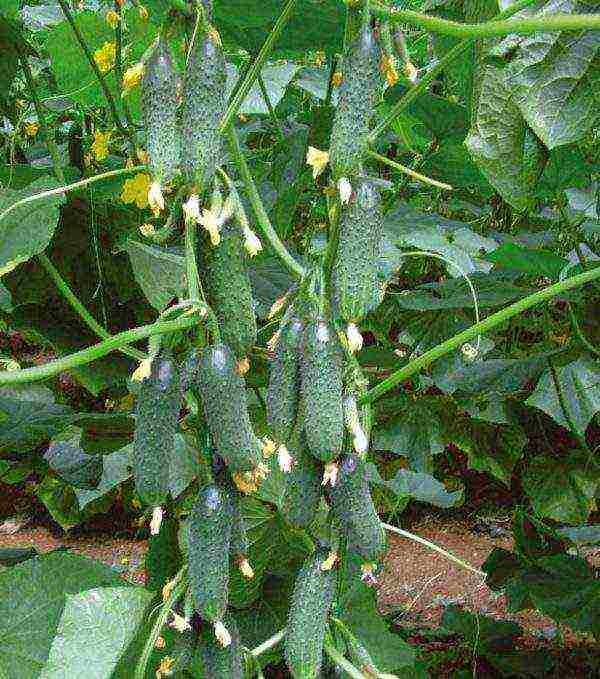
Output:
[
  {"xmin": 197, "ymin": 613, "xmax": 243, "ymax": 678},
  {"xmin": 133, "ymin": 353, "xmax": 181, "ymax": 507}
]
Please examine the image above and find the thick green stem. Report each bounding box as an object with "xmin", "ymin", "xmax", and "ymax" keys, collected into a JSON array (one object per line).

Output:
[
  {"xmin": 226, "ymin": 126, "xmax": 305, "ymax": 280},
  {"xmin": 0, "ymin": 166, "xmax": 145, "ymax": 225},
  {"xmin": 37, "ymin": 254, "xmax": 145, "ymax": 362},
  {"xmin": 368, "ymin": 150, "xmax": 452, "ymax": 191},
  {"xmin": 368, "ymin": 0, "xmax": 538, "ymax": 142},
  {"xmin": 114, "ymin": 0, "xmax": 137, "ymax": 148},
  {"xmin": 56, "ymin": 0, "xmax": 134, "ymax": 147},
  {"xmin": 359, "ymin": 266, "xmax": 600, "ymax": 405},
  {"xmin": 257, "ymin": 70, "xmax": 285, "ymax": 143},
  {"xmin": 0, "ymin": 315, "xmax": 199, "ymax": 385},
  {"xmin": 219, "ymin": 0, "xmax": 299, "ymax": 132},
  {"xmin": 371, "ymin": 4, "xmax": 600, "ymax": 37}
]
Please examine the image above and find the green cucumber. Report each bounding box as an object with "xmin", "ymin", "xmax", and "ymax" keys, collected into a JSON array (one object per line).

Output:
[
  {"xmin": 285, "ymin": 550, "xmax": 335, "ymax": 679},
  {"xmin": 329, "ymin": 455, "xmax": 386, "ymax": 563},
  {"xmin": 195, "ymin": 344, "xmax": 261, "ymax": 472},
  {"xmin": 188, "ymin": 484, "xmax": 233, "ymax": 623},
  {"xmin": 141, "ymin": 39, "xmax": 181, "ymax": 185},
  {"xmin": 332, "ymin": 179, "xmax": 383, "ymax": 324},
  {"xmin": 199, "ymin": 222, "xmax": 257, "ymax": 361},
  {"xmin": 267, "ymin": 316, "xmax": 304, "ymax": 444},
  {"xmin": 197, "ymin": 613, "xmax": 243, "ymax": 678},
  {"xmin": 329, "ymin": 23, "xmax": 380, "ymax": 180},
  {"xmin": 181, "ymin": 25, "xmax": 227, "ymax": 190},
  {"xmin": 300, "ymin": 319, "xmax": 344, "ymax": 462},
  {"xmin": 133, "ymin": 353, "xmax": 181, "ymax": 507},
  {"xmin": 282, "ymin": 432, "xmax": 322, "ymax": 529}
]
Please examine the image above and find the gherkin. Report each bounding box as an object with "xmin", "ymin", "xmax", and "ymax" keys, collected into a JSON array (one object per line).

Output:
[
  {"xmin": 141, "ymin": 40, "xmax": 181, "ymax": 184},
  {"xmin": 181, "ymin": 26, "xmax": 227, "ymax": 190},
  {"xmin": 329, "ymin": 23, "xmax": 380, "ymax": 180},
  {"xmin": 197, "ymin": 612, "xmax": 243, "ymax": 678},
  {"xmin": 133, "ymin": 353, "xmax": 181, "ymax": 507}
]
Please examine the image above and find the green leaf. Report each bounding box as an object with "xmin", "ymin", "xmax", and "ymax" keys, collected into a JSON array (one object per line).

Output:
[
  {"xmin": 235, "ymin": 63, "xmax": 301, "ymax": 115},
  {"xmin": 465, "ymin": 63, "xmax": 547, "ymax": 211},
  {"xmin": 168, "ymin": 432, "xmax": 200, "ymax": 499},
  {"xmin": 0, "ymin": 384, "xmax": 73, "ymax": 454},
  {"xmin": 526, "ymin": 358, "xmax": 600, "ymax": 437},
  {"xmin": 0, "ymin": 551, "xmax": 132, "ymax": 678},
  {"xmin": 44, "ymin": 426, "xmax": 103, "ymax": 490},
  {"xmin": 0, "ymin": 178, "xmax": 65, "ymax": 277},
  {"xmin": 145, "ymin": 516, "xmax": 182, "ymax": 592},
  {"xmin": 441, "ymin": 605, "xmax": 522, "ymax": 651},
  {"xmin": 502, "ymin": 0, "xmax": 600, "ymax": 149},
  {"xmin": 75, "ymin": 445, "xmax": 133, "ymax": 510},
  {"xmin": 43, "ymin": 586, "xmax": 154, "ymax": 678},
  {"xmin": 485, "ymin": 243, "xmax": 568, "ymax": 278},
  {"xmin": 124, "ymin": 239, "xmax": 185, "ymax": 311},
  {"xmin": 247, "ymin": 252, "xmax": 295, "ymax": 319},
  {"xmin": 0, "ymin": 547, "xmax": 38, "ymax": 567},
  {"xmin": 523, "ymin": 453, "xmax": 600, "ymax": 524},
  {"xmin": 36, "ymin": 474, "xmax": 84, "ymax": 529}
]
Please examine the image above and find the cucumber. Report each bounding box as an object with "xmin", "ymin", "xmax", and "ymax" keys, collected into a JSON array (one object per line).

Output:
[
  {"xmin": 181, "ymin": 25, "xmax": 227, "ymax": 190},
  {"xmin": 329, "ymin": 455, "xmax": 386, "ymax": 563},
  {"xmin": 195, "ymin": 343, "xmax": 262, "ymax": 473},
  {"xmin": 285, "ymin": 550, "xmax": 335, "ymax": 679},
  {"xmin": 187, "ymin": 484, "xmax": 233, "ymax": 623},
  {"xmin": 199, "ymin": 222, "xmax": 257, "ymax": 361},
  {"xmin": 329, "ymin": 23, "xmax": 380, "ymax": 180},
  {"xmin": 267, "ymin": 316, "xmax": 304, "ymax": 444},
  {"xmin": 180, "ymin": 347, "xmax": 201, "ymax": 393},
  {"xmin": 197, "ymin": 613, "xmax": 243, "ymax": 678},
  {"xmin": 332, "ymin": 179, "xmax": 383, "ymax": 324},
  {"xmin": 300, "ymin": 319, "xmax": 344, "ymax": 462},
  {"xmin": 133, "ymin": 353, "xmax": 181, "ymax": 507},
  {"xmin": 282, "ymin": 432, "xmax": 322, "ymax": 529},
  {"xmin": 141, "ymin": 39, "xmax": 181, "ymax": 185}
]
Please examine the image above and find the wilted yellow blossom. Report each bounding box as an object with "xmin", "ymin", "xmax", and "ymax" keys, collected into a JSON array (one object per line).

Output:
[
  {"xmin": 91, "ymin": 129, "xmax": 112, "ymax": 161},
  {"xmin": 24, "ymin": 122, "xmax": 39, "ymax": 137},
  {"xmin": 380, "ymin": 54, "xmax": 399, "ymax": 87},
  {"xmin": 306, "ymin": 146, "xmax": 329, "ymax": 179},
  {"xmin": 94, "ymin": 41, "xmax": 116, "ymax": 74},
  {"xmin": 105, "ymin": 9, "xmax": 119, "ymax": 29},
  {"xmin": 121, "ymin": 172, "xmax": 151, "ymax": 209},
  {"xmin": 138, "ymin": 4, "xmax": 149, "ymax": 20},
  {"xmin": 122, "ymin": 63, "xmax": 145, "ymax": 96},
  {"xmin": 331, "ymin": 71, "xmax": 343, "ymax": 87}
]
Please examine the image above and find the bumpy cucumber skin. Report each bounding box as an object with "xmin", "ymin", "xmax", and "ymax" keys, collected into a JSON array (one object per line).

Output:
[
  {"xmin": 141, "ymin": 40, "xmax": 181, "ymax": 184},
  {"xmin": 267, "ymin": 317, "xmax": 304, "ymax": 444},
  {"xmin": 282, "ymin": 433, "xmax": 322, "ymax": 529},
  {"xmin": 332, "ymin": 179, "xmax": 383, "ymax": 323},
  {"xmin": 329, "ymin": 24, "xmax": 380, "ymax": 179},
  {"xmin": 330, "ymin": 455, "xmax": 386, "ymax": 562},
  {"xmin": 188, "ymin": 484, "xmax": 233, "ymax": 622},
  {"xmin": 285, "ymin": 551, "xmax": 335, "ymax": 679},
  {"xmin": 300, "ymin": 320, "xmax": 344, "ymax": 462},
  {"xmin": 181, "ymin": 29, "xmax": 227, "ymax": 189},
  {"xmin": 133, "ymin": 354, "xmax": 180, "ymax": 507},
  {"xmin": 199, "ymin": 223, "xmax": 257, "ymax": 361},
  {"xmin": 195, "ymin": 343, "xmax": 261, "ymax": 472},
  {"xmin": 197, "ymin": 613, "xmax": 243, "ymax": 678}
]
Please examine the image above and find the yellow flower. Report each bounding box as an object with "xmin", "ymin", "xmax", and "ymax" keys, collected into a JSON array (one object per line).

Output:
[
  {"xmin": 138, "ymin": 4, "xmax": 149, "ymax": 20},
  {"xmin": 94, "ymin": 41, "xmax": 116, "ymax": 74},
  {"xmin": 306, "ymin": 146, "xmax": 329, "ymax": 179},
  {"xmin": 331, "ymin": 71, "xmax": 343, "ymax": 87},
  {"xmin": 121, "ymin": 172, "xmax": 151, "ymax": 209},
  {"xmin": 380, "ymin": 54, "xmax": 399, "ymax": 87},
  {"xmin": 122, "ymin": 63, "xmax": 145, "ymax": 96},
  {"xmin": 24, "ymin": 122, "xmax": 39, "ymax": 137},
  {"xmin": 91, "ymin": 130, "xmax": 112, "ymax": 161},
  {"xmin": 105, "ymin": 9, "xmax": 119, "ymax": 29}
]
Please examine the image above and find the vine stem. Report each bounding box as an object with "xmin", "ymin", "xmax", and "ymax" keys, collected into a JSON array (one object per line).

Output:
[
  {"xmin": 370, "ymin": 3, "xmax": 600, "ymax": 37},
  {"xmin": 0, "ymin": 315, "xmax": 199, "ymax": 385},
  {"xmin": 382, "ymin": 523, "xmax": 485, "ymax": 577},
  {"xmin": 114, "ymin": 0, "xmax": 136, "ymax": 151},
  {"xmin": 0, "ymin": 166, "xmax": 145, "ymax": 225},
  {"xmin": 368, "ymin": 150, "xmax": 453, "ymax": 191},
  {"xmin": 134, "ymin": 568, "xmax": 186, "ymax": 679},
  {"xmin": 56, "ymin": 0, "xmax": 135, "ymax": 149},
  {"xmin": 324, "ymin": 640, "xmax": 367, "ymax": 679},
  {"xmin": 257, "ymin": 70, "xmax": 285, "ymax": 143},
  {"xmin": 37, "ymin": 254, "xmax": 146, "ymax": 362},
  {"xmin": 359, "ymin": 265, "xmax": 600, "ymax": 405},
  {"xmin": 368, "ymin": 0, "xmax": 538, "ymax": 143},
  {"xmin": 250, "ymin": 629, "xmax": 285, "ymax": 657},
  {"xmin": 226, "ymin": 126, "xmax": 305, "ymax": 279},
  {"xmin": 219, "ymin": 0, "xmax": 299, "ymax": 132}
]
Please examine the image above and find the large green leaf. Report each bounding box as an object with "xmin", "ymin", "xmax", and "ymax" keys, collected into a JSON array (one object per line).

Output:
[
  {"xmin": 44, "ymin": 425, "xmax": 103, "ymax": 489},
  {"xmin": 465, "ymin": 63, "xmax": 547, "ymax": 211},
  {"xmin": 523, "ymin": 453, "xmax": 600, "ymax": 524},
  {"xmin": 124, "ymin": 240, "xmax": 185, "ymax": 311},
  {"xmin": 502, "ymin": 0, "xmax": 600, "ymax": 150},
  {"xmin": 0, "ymin": 178, "xmax": 65, "ymax": 277},
  {"xmin": 526, "ymin": 358, "xmax": 600, "ymax": 437},
  {"xmin": 0, "ymin": 551, "xmax": 136, "ymax": 678},
  {"xmin": 42, "ymin": 586, "xmax": 153, "ymax": 679},
  {"xmin": 0, "ymin": 384, "xmax": 73, "ymax": 454},
  {"xmin": 75, "ymin": 445, "xmax": 133, "ymax": 510},
  {"xmin": 485, "ymin": 243, "xmax": 568, "ymax": 278}
]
